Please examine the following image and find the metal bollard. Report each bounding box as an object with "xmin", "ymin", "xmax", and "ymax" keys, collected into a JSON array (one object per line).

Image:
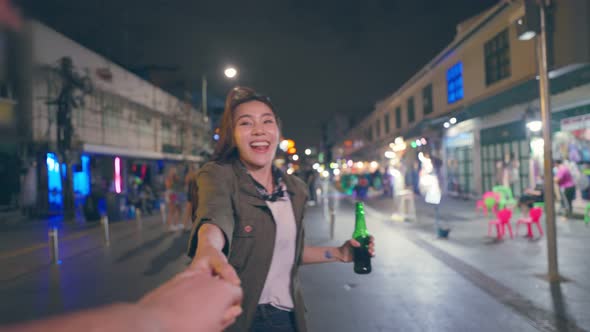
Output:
[
  {"xmin": 135, "ymin": 207, "xmax": 142, "ymax": 229},
  {"xmin": 101, "ymin": 215, "xmax": 110, "ymax": 247},
  {"xmin": 160, "ymin": 203, "xmax": 166, "ymax": 224},
  {"xmin": 329, "ymin": 206, "xmax": 335, "ymax": 240},
  {"xmin": 48, "ymin": 227, "xmax": 59, "ymax": 265}
]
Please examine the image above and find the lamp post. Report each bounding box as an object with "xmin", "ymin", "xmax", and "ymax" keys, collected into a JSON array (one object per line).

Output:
[
  {"xmin": 536, "ymin": 1, "xmax": 560, "ymax": 282},
  {"xmin": 201, "ymin": 66, "xmax": 238, "ymax": 119},
  {"xmin": 519, "ymin": 0, "xmax": 559, "ymax": 281}
]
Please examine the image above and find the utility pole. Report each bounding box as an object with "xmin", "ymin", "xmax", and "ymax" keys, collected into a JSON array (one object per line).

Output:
[
  {"xmin": 201, "ymin": 75, "xmax": 207, "ymax": 119},
  {"xmin": 535, "ymin": 0, "xmax": 560, "ymax": 282},
  {"xmin": 55, "ymin": 57, "xmax": 91, "ymax": 219}
]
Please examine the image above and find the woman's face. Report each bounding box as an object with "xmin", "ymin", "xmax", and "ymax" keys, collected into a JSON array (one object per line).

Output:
[{"xmin": 233, "ymin": 100, "xmax": 280, "ymax": 170}]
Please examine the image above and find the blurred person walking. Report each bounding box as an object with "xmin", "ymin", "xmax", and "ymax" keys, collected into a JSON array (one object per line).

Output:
[
  {"xmin": 555, "ymin": 160, "xmax": 576, "ymax": 217},
  {"xmin": 164, "ymin": 167, "xmax": 181, "ymax": 231},
  {"xmin": 184, "ymin": 163, "xmax": 199, "ymax": 230}
]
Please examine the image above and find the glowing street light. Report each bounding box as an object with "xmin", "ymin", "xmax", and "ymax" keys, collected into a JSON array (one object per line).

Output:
[
  {"xmin": 224, "ymin": 67, "xmax": 238, "ymax": 79},
  {"xmin": 305, "ymin": 148, "xmax": 311, "ymax": 155},
  {"xmin": 279, "ymin": 140, "xmax": 289, "ymax": 152}
]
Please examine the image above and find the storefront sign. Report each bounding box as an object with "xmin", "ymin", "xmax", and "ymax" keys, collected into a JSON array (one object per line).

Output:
[
  {"xmin": 445, "ymin": 132, "xmax": 473, "ymax": 148},
  {"xmin": 561, "ymin": 114, "xmax": 590, "ymax": 132}
]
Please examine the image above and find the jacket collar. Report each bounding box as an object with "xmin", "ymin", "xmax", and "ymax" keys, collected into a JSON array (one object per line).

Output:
[{"xmin": 231, "ymin": 159, "xmax": 306, "ymax": 222}]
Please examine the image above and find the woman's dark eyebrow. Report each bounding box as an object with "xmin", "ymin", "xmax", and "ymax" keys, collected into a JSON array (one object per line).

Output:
[
  {"xmin": 235, "ymin": 114, "xmax": 253, "ymax": 122},
  {"xmin": 235, "ymin": 113, "xmax": 274, "ymax": 121}
]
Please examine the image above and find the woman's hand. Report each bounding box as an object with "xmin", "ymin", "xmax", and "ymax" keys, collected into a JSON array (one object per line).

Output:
[
  {"xmin": 194, "ymin": 224, "xmax": 241, "ymax": 286},
  {"xmin": 336, "ymin": 236, "xmax": 375, "ymax": 263},
  {"xmin": 193, "ymin": 244, "xmax": 241, "ymax": 286}
]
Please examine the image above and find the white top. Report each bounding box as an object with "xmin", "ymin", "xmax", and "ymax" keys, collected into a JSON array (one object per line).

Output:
[{"xmin": 258, "ymin": 194, "xmax": 297, "ymax": 310}]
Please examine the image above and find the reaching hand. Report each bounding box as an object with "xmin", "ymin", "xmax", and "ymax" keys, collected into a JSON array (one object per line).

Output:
[
  {"xmin": 192, "ymin": 244, "xmax": 241, "ymax": 286},
  {"xmin": 337, "ymin": 236, "xmax": 376, "ymax": 263},
  {"xmin": 139, "ymin": 261, "xmax": 243, "ymax": 332}
]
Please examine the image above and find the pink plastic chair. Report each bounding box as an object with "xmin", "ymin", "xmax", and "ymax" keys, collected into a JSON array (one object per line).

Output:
[
  {"xmin": 488, "ymin": 208, "xmax": 513, "ymax": 240},
  {"xmin": 477, "ymin": 192, "xmax": 501, "ymax": 216},
  {"xmin": 516, "ymin": 207, "xmax": 544, "ymax": 238}
]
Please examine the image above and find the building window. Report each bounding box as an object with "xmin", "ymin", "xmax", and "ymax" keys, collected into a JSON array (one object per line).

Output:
[
  {"xmin": 375, "ymin": 119, "xmax": 381, "ymax": 139},
  {"xmin": 0, "ymin": 82, "xmax": 13, "ymax": 99},
  {"xmin": 422, "ymin": 84, "xmax": 433, "ymax": 115},
  {"xmin": 138, "ymin": 112, "xmax": 152, "ymax": 135},
  {"xmin": 447, "ymin": 62, "xmax": 464, "ymax": 104},
  {"xmin": 395, "ymin": 107, "xmax": 401, "ymax": 129},
  {"xmin": 484, "ymin": 29, "xmax": 511, "ymax": 85},
  {"xmin": 407, "ymin": 97, "xmax": 415, "ymax": 124},
  {"xmin": 384, "ymin": 113, "xmax": 390, "ymax": 134},
  {"xmin": 366, "ymin": 126, "xmax": 373, "ymax": 142},
  {"xmin": 104, "ymin": 103, "xmax": 122, "ymax": 129},
  {"xmin": 161, "ymin": 120, "xmax": 173, "ymax": 144}
]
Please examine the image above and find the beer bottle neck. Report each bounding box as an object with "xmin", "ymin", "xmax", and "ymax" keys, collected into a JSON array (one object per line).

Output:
[{"xmin": 354, "ymin": 213, "xmax": 368, "ymax": 237}]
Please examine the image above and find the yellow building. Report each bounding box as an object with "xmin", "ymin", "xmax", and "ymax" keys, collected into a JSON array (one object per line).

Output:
[{"xmin": 334, "ymin": 0, "xmax": 590, "ymax": 200}]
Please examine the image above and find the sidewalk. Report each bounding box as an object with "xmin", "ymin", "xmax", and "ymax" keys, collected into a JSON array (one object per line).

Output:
[
  {"xmin": 300, "ymin": 198, "xmax": 558, "ymax": 331},
  {"xmin": 363, "ymin": 193, "xmax": 590, "ymax": 330}
]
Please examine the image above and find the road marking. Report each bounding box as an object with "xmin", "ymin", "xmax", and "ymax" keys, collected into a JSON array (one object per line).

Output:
[{"xmin": 408, "ymin": 234, "xmax": 586, "ymax": 332}]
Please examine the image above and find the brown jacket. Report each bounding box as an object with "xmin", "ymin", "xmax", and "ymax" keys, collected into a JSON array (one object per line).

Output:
[{"xmin": 188, "ymin": 160, "xmax": 308, "ymax": 332}]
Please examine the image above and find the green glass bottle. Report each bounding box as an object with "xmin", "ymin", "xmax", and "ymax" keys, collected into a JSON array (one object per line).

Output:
[{"xmin": 352, "ymin": 201, "xmax": 371, "ymax": 274}]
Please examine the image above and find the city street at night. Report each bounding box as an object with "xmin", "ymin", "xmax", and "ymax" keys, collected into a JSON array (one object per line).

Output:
[
  {"xmin": 1, "ymin": 0, "xmax": 590, "ymax": 331},
  {"xmin": 1, "ymin": 193, "xmax": 590, "ymax": 331}
]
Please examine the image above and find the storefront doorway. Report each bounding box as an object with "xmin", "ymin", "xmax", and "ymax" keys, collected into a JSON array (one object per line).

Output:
[
  {"xmin": 444, "ymin": 132, "xmax": 474, "ymax": 198},
  {"xmin": 480, "ymin": 121, "xmax": 530, "ymax": 198}
]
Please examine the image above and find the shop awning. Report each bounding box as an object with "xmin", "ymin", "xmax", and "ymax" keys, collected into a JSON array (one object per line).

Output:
[{"xmin": 83, "ymin": 143, "xmax": 204, "ymax": 162}]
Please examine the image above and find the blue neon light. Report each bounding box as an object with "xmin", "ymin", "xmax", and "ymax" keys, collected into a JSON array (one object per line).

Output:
[
  {"xmin": 46, "ymin": 153, "xmax": 63, "ymax": 207},
  {"xmin": 73, "ymin": 155, "xmax": 91, "ymax": 196},
  {"xmin": 447, "ymin": 62, "xmax": 464, "ymax": 104}
]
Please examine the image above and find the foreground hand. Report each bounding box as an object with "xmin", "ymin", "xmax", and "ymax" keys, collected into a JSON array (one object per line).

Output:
[
  {"xmin": 139, "ymin": 264, "xmax": 243, "ymax": 332},
  {"xmin": 192, "ymin": 245, "xmax": 241, "ymax": 286},
  {"xmin": 337, "ymin": 236, "xmax": 375, "ymax": 263}
]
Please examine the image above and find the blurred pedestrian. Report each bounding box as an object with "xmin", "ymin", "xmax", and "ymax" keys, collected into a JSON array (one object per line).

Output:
[
  {"xmin": 554, "ymin": 159, "xmax": 576, "ymax": 217},
  {"xmin": 188, "ymin": 86, "xmax": 375, "ymax": 332},
  {"xmin": 165, "ymin": 167, "xmax": 181, "ymax": 231},
  {"xmin": 518, "ymin": 180, "xmax": 544, "ymax": 215},
  {"xmin": 184, "ymin": 163, "xmax": 199, "ymax": 230}
]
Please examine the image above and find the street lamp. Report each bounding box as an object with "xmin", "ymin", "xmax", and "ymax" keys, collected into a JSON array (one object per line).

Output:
[
  {"xmin": 224, "ymin": 67, "xmax": 238, "ymax": 79},
  {"xmin": 519, "ymin": 0, "xmax": 560, "ymax": 281},
  {"xmin": 202, "ymin": 66, "xmax": 239, "ymax": 119}
]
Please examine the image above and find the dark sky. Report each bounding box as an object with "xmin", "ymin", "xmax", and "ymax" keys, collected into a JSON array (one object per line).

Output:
[{"xmin": 20, "ymin": 0, "xmax": 498, "ymax": 148}]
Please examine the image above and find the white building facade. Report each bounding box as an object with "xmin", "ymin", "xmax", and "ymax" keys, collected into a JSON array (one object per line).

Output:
[{"xmin": 7, "ymin": 21, "xmax": 211, "ymax": 216}]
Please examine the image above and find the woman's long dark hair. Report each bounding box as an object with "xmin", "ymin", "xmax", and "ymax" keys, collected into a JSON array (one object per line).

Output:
[{"xmin": 211, "ymin": 86, "xmax": 281, "ymax": 163}]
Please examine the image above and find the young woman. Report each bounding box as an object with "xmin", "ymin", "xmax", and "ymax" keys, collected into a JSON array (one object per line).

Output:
[{"xmin": 188, "ymin": 87, "xmax": 375, "ymax": 332}]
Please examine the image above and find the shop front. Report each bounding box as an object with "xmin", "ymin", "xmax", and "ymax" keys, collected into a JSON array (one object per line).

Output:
[
  {"xmin": 480, "ymin": 120, "xmax": 530, "ymax": 198},
  {"xmin": 551, "ymin": 106, "xmax": 590, "ymax": 210},
  {"xmin": 444, "ymin": 131, "xmax": 475, "ymax": 198}
]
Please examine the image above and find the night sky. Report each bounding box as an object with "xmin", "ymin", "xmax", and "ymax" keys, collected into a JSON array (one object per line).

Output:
[{"xmin": 20, "ymin": 0, "xmax": 498, "ymax": 148}]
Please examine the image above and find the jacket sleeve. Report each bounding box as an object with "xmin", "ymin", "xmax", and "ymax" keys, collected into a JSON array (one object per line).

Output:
[{"xmin": 187, "ymin": 162, "xmax": 234, "ymax": 257}]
